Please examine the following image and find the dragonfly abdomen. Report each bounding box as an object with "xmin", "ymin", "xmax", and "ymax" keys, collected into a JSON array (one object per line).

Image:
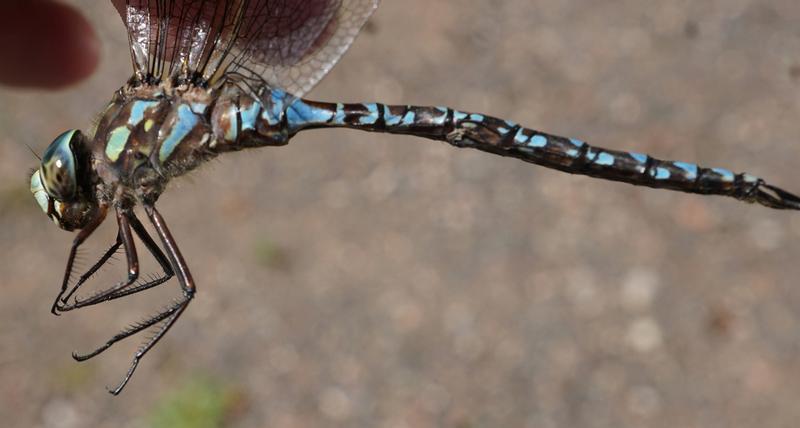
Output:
[
  {"xmin": 284, "ymin": 98, "xmax": 800, "ymax": 209},
  {"xmin": 210, "ymin": 88, "xmax": 289, "ymax": 152}
]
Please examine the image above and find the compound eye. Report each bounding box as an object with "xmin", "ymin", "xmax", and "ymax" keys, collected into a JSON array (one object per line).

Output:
[
  {"xmin": 41, "ymin": 129, "xmax": 82, "ymax": 201},
  {"xmin": 30, "ymin": 169, "xmax": 51, "ymax": 215}
]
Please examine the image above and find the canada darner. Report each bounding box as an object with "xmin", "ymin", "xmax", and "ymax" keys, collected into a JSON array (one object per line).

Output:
[{"xmin": 28, "ymin": 0, "xmax": 800, "ymax": 395}]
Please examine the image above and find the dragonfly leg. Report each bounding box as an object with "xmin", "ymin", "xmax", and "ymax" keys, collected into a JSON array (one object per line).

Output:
[
  {"xmin": 103, "ymin": 298, "xmax": 188, "ymax": 395},
  {"xmin": 75, "ymin": 205, "xmax": 194, "ymax": 395},
  {"xmin": 60, "ymin": 212, "xmax": 176, "ymax": 310},
  {"xmin": 56, "ymin": 208, "xmax": 140, "ymax": 311},
  {"xmin": 51, "ymin": 204, "xmax": 108, "ymax": 315},
  {"xmin": 110, "ymin": 205, "xmax": 194, "ymax": 395},
  {"xmin": 60, "ymin": 232, "xmax": 123, "ymax": 304},
  {"xmin": 71, "ymin": 298, "xmax": 182, "ymax": 363}
]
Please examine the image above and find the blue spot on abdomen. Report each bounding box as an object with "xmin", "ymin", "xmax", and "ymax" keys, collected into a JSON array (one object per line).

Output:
[
  {"xmin": 629, "ymin": 152, "xmax": 648, "ymax": 164},
  {"xmin": 528, "ymin": 135, "xmax": 548, "ymax": 148},
  {"xmin": 673, "ymin": 161, "xmax": 698, "ymax": 179},
  {"xmin": 653, "ymin": 167, "xmax": 671, "ymax": 180},
  {"xmin": 711, "ymin": 167, "xmax": 735, "ymax": 182},
  {"xmin": 594, "ymin": 152, "xmax": 615, "ymax": 166}
]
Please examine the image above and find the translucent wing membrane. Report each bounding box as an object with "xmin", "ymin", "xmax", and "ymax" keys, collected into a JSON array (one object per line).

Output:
[{"xmin": 116, "ymin": 0, "xmax": 379, "ymax": 96}]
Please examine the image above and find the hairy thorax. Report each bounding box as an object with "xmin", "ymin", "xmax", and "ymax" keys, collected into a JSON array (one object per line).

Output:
[
  {"xmin": 89, "ymin": 79, "xmax": 290, "ymax": 209},
  {"xmin": 88, "ymin": 82, "xmax": 216, "ymax": 207}
]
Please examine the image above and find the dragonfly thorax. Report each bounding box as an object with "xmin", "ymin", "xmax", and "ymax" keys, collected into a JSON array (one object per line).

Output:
[
  {"xmin": 30, "ymin": 80, "xmax": 299, "ymax": 232},
  {"xmin": 90, "ymin": 83, "xmax": 224, "ymax": 206},
  {"xmin": 30, "ymin": 83, "xmax": 214, "ymax": 230}
]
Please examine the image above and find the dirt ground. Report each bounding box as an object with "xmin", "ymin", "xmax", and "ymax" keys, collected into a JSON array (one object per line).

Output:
[{"xmin": 3, "ymin": 1, "xmax": 800, "ymax": 427}]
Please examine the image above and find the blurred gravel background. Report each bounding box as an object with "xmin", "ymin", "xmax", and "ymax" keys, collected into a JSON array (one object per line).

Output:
[{"xmin": 3, "ymin": 1, "xmax": 800, "ymax": 427}]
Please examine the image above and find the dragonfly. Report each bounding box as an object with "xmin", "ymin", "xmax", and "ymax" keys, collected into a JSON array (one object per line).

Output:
[{"xmin": 28, "ymin": 0, "xmax": 800, "ymax": 394}]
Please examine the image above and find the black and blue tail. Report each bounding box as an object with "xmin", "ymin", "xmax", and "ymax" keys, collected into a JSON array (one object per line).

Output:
[{"xmin": 286, "ymin": 99, "xmax": 800, "ymax": 211}]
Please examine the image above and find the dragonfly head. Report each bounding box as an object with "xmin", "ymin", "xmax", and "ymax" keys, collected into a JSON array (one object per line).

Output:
[{"xmin": 30, "ymin": 129, "xmax": 100, "ymax": 231}]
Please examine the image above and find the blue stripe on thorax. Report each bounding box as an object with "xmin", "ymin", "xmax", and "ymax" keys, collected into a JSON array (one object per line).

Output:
[
  {"xmin": 128, "ymin": 100, "xmax": 160, "ymax": 126},
  {"xmin": 159, "ymin": 104, "xmax": 199, "ymax": 163},
  {"xmin": 106, "ymin": 127, "xmax": 131, "ymax": 162}
]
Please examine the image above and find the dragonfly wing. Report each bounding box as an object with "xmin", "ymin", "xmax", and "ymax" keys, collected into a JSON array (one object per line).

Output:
[
  {"xmin": 238, "ymin": 0, "xmax": 379, "ymax": 96},
  {"xmin": 112, "ymin": 0, "xmax": 379, "ymax": 96}
]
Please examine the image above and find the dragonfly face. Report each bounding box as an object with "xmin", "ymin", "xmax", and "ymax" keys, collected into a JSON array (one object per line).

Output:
[{"xmin": 30, "ymin": 129, "xmax": 99, "ymax": 231}]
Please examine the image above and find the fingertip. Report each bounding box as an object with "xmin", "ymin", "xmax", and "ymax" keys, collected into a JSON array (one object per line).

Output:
[{"xmin": 0, "ymin": 1, "xmax": 100, "ymax": 89}]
